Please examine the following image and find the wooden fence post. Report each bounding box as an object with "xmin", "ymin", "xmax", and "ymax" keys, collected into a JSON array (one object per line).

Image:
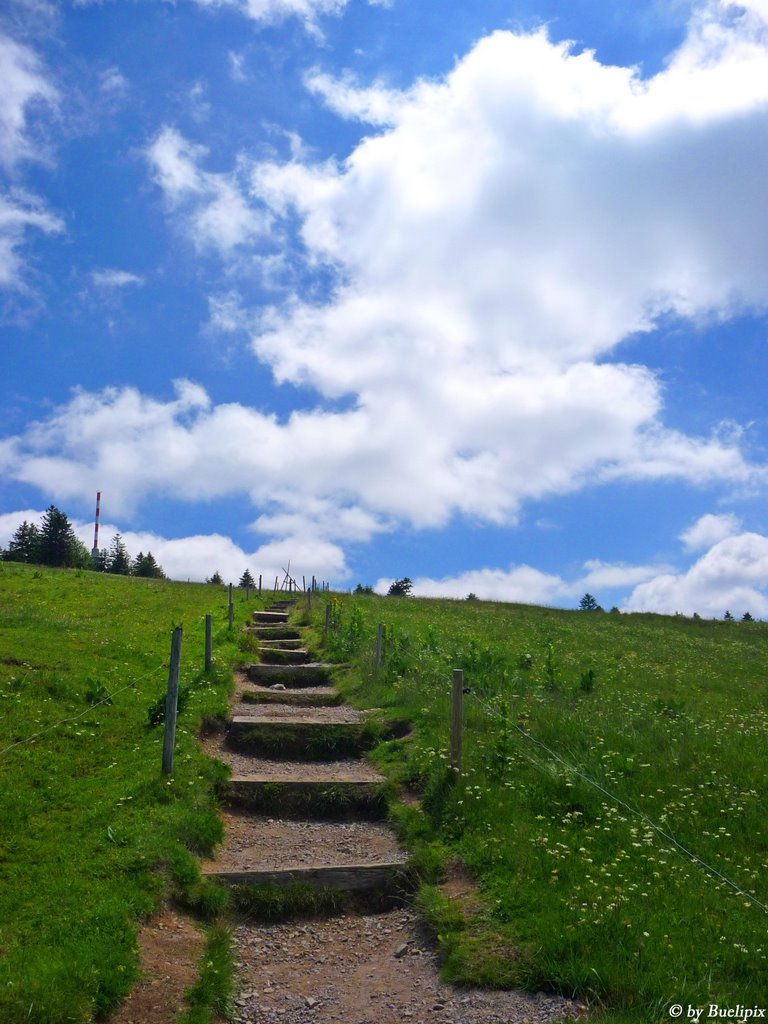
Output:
[
  {"xmin": 274, "ymin": 575, "xmax": 279, "ymax": 594},
  {"xmin": 161, "ymin": 626, "xmax": 183, "ymax": 776},
  {"xmin": 204, "ymin": 614, "xmax": 212, "ymax": 673},
  {"xmin": 450, "ymin": 668, "xmax": 464, "ymax": 776},
  {"xmin": 258, "ymin": 574, "xmax": 262, "ymax": 596},
  {"xmin": 228, "ymin": 584, "xmax": 234, "ymax": 629},
  {"xmin": 374, "ymin": 623, "xmax": 385, "ymax": 674}
]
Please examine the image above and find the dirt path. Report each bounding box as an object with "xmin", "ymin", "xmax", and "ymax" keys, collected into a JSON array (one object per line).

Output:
[{"xmin": 230, "ymin": 908, "xmax": 581, "ymax": 1024}]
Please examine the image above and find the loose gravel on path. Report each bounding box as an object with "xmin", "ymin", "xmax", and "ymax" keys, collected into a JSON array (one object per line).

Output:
[{"xmin": 231, "ymin": 909, "xmax": 585, "ymax": 1024}]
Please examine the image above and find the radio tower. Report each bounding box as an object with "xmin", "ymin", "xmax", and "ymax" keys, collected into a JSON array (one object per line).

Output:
[{"xmin": 91, "ymin": 491, "xmax": 102, "ymax": 566}]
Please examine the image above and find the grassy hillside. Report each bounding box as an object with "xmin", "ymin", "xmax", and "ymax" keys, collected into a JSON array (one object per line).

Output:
[
  {"xmin": 0, "ymin": 562, "xmax": 259, "ymax": 1024},
  {"xmin": 319, "ymin": 594, "xmax": 768, "ymax": 1022},
  {"xmin": 4, "ymin": 565, "xmax": 767, "ymax": 1023}
]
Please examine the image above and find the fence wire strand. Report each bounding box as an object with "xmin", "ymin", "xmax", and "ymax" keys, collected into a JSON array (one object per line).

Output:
[
  {"xmin": 0, "ymin": 663, "xmax": 165, "ymax": 759},
  {"xmin": 466, "ymin": 689, "xmax": 768, "ymax": 915}
]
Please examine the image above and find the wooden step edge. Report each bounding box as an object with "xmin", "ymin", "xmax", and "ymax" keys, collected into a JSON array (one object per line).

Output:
[
  {"xmin": 230, "ymin": 715, "xmax": 363, "ymax": 728},
  {"xmin": 238, "ymin": 691, "xmax": 342, "ymax": 707},
  {"xmin": 244, "ymin": 662, "xmax": 337, "ymax": 672}
]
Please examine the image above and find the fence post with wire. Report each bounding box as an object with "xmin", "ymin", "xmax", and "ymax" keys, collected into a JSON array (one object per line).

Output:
[
  {"xmin": 161, "ymin": 626, "xmax": 183, "ymax": 776},
  {"xmin": 450, "ymin": 668, "xmax": 464, "ymax": 775}
]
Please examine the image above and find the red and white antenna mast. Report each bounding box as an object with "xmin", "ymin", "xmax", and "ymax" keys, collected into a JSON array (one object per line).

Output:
[{"xmin": 92, "ymin": 491, "xmax": 101, "ymax": 557}]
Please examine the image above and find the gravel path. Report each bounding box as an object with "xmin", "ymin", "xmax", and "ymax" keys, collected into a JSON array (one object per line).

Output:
[
  {"xmin": 205, "ymin": 813, "xmax": 406, "ymax": 871},
  {"xmin": 231, "ymin": 909, "xmax": 585, "ymax": 1024}
]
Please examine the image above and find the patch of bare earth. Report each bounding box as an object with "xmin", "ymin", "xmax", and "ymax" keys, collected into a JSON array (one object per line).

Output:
[
  {"xmin": 230, "ymin": 909, "xmax": 584, "ymax": 1024},
  {"xmin": 109, "ymin": 908, "xmax": 203, "ymax": 1024}
]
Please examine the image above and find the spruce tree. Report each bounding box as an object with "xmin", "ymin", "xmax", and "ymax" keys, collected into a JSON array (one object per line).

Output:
[
  {"xmin": 207, "ymin": 570, "xmax": 224, "ymax": 585},
  {"xmin": 239, "ymin": 568, "xmax": 255, "ymax": 588},
  {"xmin": 37, "ymin": 506, "xmax": 78, "ymax": 567},
  {"xmin": 133, "ymin": 551, "xmax": 165, "ymax": 579},
  {"xmin": 105, "ymin": 533, "xmax": 131, "ymax": 575}
]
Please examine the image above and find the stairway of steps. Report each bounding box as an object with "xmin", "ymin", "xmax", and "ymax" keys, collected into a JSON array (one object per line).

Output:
[
  {"xmin": 202, "ymin": 599, "xmax": 408, "ymax": 894},
  {"xmin": 201, "ymin": 599, "xmax": 583, "ymax": 1024}
]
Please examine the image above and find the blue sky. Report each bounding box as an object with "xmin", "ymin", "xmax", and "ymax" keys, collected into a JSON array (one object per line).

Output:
[{"xmin": 2, "ymin": 0, "xmax": 768, "ymax": 617}]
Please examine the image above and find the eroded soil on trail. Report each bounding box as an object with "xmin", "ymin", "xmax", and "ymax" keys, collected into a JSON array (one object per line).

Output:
[{"xmin": 110, "ymin": 909, "xmax": 204, "ymax": 1024}]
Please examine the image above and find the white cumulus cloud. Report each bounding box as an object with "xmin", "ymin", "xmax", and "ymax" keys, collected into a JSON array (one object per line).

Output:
[
  {"xmin": 625, "ymin": 530, "xmax": 768, "ymax": 618},
  {"xmin": 680, "ymin": 512, "xmax": 742, "ymax": 551},
  {"xmin": 146, "ymin": 126, "xmax": 269, "ymax": 254},
  {"xmin": 0, "ymin": 34, "xmax": 61, "ymax": 292}
]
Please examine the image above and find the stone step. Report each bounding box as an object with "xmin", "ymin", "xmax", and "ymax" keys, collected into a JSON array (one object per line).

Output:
[
  {"xmin": 221, "ymin": 774, "xmax": 389, "ymax": 819},
  {"xmin": 253, "ymin": 638, "xmax": 304, "ymax": 650},
  {"xmin": 245, "ymin": 626, "xmax": 302, "ymax": 641},
  {"xmin": 259, "ymin": 647, "xmax": 309, "ymax": 665},
  {"xmin": 202, "ymin": 813, "xmax": 408, "ymax": 892},
  {"xmin": 252, "ymin": 610, "xmax": 289, "ymax": 624},
  {"xmin": 203, "ymin": 862, "xmax": 408, "ymax": 892},
  {"xmin": 227, "ymin": 715, "xmax": 373, "ymax": 760},
  {"xmin": 243, "ymin": 662, "xmax": 335, "ymax": 686},
  {"xmin": 239, "ymin": 686, "xmax": 341, "ymax": 707}
]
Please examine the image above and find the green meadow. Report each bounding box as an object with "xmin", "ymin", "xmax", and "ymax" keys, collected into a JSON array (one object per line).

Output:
[
  {"xmin": 321, "ymin": 593, "xmax": 768, "ymax": 1022},
  {"xmin": 0, "ymin": 562, "xmax": 252, "ymax": 1024}
]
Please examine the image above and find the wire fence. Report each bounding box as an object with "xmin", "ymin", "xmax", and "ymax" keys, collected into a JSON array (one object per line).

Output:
[
  {"xmin": 0, "ymin": 663, "xmax": 166, "ymax": 760},
  {"xmin": 464, "ymin": 687, "xmax": 768, "ymax": 916},
  {"xmin": 0, "ymin": 582, "xmax": 271, "ymax": 765}
]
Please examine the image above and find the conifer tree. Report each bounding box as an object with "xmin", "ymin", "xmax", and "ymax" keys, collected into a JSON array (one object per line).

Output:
[
  {"xmin": 133, "ymin": 551, "xmax": 166, "ymax": 579},
  {"xmin": 239, "ymin": 568, "xmax": 255, "ymax": 588},
  {"xmin": 37, "ymin": 506, "xmax": 78, "ymax": 567},
  {"xmin": 4, "ymin": 521, "xmax": 40, "ymax": 563}
]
